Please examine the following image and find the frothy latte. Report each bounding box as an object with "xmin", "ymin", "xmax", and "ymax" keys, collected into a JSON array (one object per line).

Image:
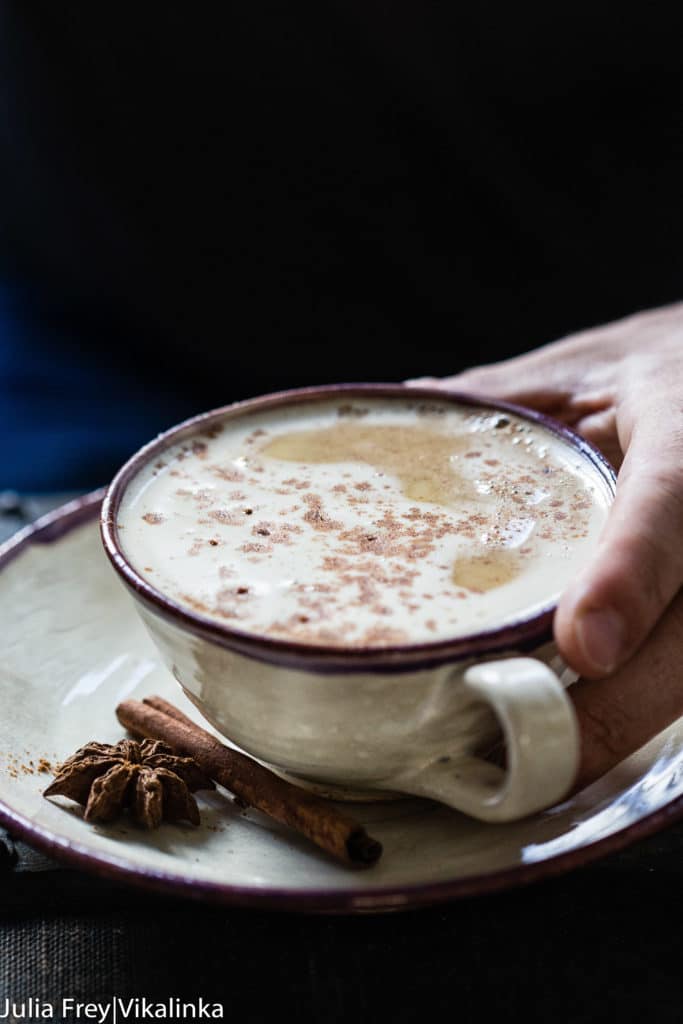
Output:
[{"xmin": 117, "ymin": 397, "xmax": 613, "ymax": 647}]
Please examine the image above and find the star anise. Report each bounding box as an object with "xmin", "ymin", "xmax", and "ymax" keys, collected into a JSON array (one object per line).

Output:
[{"xmin": 43, "ymin": 738, "xmax": 215, "ymax": 828}]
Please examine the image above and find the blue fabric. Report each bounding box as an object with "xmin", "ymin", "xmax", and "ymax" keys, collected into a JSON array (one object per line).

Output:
[{"xmin": 0, "ymin": 281, "xmax": 200, "ymax": 491}]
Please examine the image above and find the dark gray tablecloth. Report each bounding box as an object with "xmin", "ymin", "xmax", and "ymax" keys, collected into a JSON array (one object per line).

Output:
[{"xmin": 2, "ymin": 494, "xmax": 682, "ymax": 1021}]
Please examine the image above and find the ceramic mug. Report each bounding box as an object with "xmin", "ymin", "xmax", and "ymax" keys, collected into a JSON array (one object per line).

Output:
[{"xmin": 101, "ymin": 385, "xmax": 616, "ymax": 823}]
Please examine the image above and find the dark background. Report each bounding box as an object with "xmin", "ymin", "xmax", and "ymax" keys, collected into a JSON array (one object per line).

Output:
[
  {"xmin": 2, "ymin": 4, "xmax": 683, "ymax": 488},
  {"xmin": 2, "ymin": 5, "xmax": 683, "ymax": 1016}
]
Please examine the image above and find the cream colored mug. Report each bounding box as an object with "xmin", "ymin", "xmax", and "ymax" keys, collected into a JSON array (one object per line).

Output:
[{"xmin": 101, "ymin": 385, "xmax": 616, "ymax": 822}]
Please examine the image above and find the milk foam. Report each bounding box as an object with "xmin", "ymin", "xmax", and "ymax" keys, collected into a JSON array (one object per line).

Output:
[{"xmin": 117, "ymin": 398, "xmax": 613, "ymax": 647}]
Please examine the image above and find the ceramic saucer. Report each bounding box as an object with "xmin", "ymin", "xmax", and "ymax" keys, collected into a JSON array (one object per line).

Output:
[{"xmin": 2, "ymin": 492, "xmax": 683, "ymax": 913}]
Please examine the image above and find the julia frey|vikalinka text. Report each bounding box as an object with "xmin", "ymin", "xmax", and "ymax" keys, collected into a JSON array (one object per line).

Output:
[{"xmin": 0, "ymin": 998, "xmax": 225, "ymax": 1020}]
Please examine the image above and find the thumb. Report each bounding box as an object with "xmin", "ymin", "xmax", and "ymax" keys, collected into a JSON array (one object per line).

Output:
[{"xmin": 555, "ymin": 405, "xmax": 683, "ymax": 678}]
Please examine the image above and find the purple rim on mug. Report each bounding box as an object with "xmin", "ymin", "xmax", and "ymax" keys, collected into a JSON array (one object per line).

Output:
[{"xmin": 100, "ymin": 384, "xmax": 617, "ymax": 675}]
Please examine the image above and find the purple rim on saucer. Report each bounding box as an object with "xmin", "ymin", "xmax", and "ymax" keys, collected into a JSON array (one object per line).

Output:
[
  {"xmin": 3, "ymin": 492, "xmax": 683, "ymax": 912},
  {"xmin": 100, "ymin": 384, "xmax": 617, "ymax": 674}
]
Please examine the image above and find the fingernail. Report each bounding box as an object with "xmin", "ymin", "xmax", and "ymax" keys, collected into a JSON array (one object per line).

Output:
[{"xmin": 575, "ymin": 608, "xmax": 625, "ymax": 674}]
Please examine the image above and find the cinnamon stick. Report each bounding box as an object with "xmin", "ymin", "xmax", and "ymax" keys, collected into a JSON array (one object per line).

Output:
[{"xmin": 116, "ymin": 697, "xmax": 382, "ymax": 867}]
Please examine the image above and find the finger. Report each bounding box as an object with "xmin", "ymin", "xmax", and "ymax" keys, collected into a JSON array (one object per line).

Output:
[
  {"xmin": 408, "ymin": 364, "xmax": 563, "ymax": 407},
  {"xmin": 555, "ymin": 408, "xmax": 683, "ymax": 678},
  {"xmin": 406, "ymin": 340, "xmax": 590, "ymax": 411},
  {"xmin": 409, "ymin": 364, "xmax": 620, "ymax": 462},
  {"xmin": 570, "ymin": 589, "xmax": 683, "ymax": 792},
  {"xmin": 573, "ymin": 407, "xmax": 622, "ymax": 468}
]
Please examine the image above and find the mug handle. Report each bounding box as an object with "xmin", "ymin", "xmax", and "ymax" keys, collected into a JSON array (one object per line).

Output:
[{"xmin": 396, "ymin": 657, "xmax": 580, "ymax": 822}]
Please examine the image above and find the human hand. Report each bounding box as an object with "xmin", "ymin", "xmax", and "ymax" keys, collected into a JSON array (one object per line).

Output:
[
  {"xmin": 408, "ymin": 303, "xmax": 683, "ymax": 679},
  {"xmin": 570, "ymin": 588, "xmax": 683, "ymax": 790}
]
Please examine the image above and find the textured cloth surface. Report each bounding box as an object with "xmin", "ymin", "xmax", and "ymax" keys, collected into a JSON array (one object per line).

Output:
[{"xmin": 2, "ymin": 854, "xmax": 683, "ymax": 1022}]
